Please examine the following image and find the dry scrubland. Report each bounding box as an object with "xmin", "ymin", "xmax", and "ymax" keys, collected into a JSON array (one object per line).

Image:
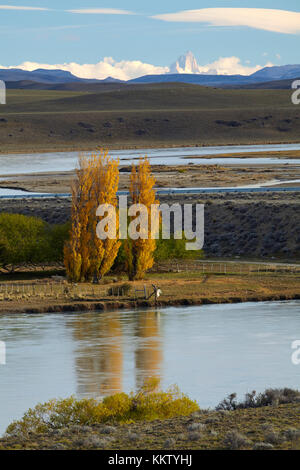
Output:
[
  {"xmin": 1, "ymin": 390, "xmax": 300, "ymax": 450},
  {"xmin": 1, "ymin": 191, "xmax": 299, "ymax": 259},
  {"xmin": 0, "ymin": 85, "xmax": 299, "ymax": 152},
  {"xmin": 2, "ymin": 406, "xmax": 300, "ymax": 450}
]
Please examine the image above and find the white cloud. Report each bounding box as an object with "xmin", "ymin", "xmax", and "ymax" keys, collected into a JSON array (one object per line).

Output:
[
  {"xmin": 0, "ymin": 56, "xmax": 273, "ymax": 80},
  {"xmin": 152, "ymin": 8, "xmax": 300, "ymax": 34},
  {"xmin": 0, "ymin": 5, "xmax": 134, "ymax": 14},
  {"xmin": 67, "ymin": 8, "xmax": 134, "ymax": 15},
  {"xmin": 196, "ymin": 57, "xmax": 274, "ymax": 76},
  {"xmin": 0, "ymin": 4, "xmax": 49, "ymax": 10},
  {"xmin": 0, "ymin": 59, "xmax": 169, "ymax": 81}
]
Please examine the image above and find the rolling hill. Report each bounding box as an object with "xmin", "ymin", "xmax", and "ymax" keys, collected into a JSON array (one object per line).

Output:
[{"xmin": 0, "ymin": 83, "xmax": 299, "ymax": 153}]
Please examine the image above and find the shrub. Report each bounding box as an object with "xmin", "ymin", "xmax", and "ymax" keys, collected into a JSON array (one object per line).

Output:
[
  {"xmin": 111, "ymin": 241, "xmax": 127, "ymax": 273},
  {"xmin": 81, "ymin": 436, "xmax": 107, "ymax": 449},
  {"xmin": 253, "ymin": 442, "xmax": 274, "ymax": 450},
  {"xmin": 187, "ymin": 422, "xmax": 205, "ymax": 431},
  {"xmin": 265, "ymin": 431, "xmax": 283, "ymax": 445},
  {"xmin": 0, "ymin": 241, "xmax": 7, "ymax": 268},
  {"xmin": 188, "ymin": 432, "xmax": 201, "ymax": 441},
  {"xmin": 47, "ymin": 222, "xmax": 70, "ymax": 262},
  {"xmin": 224, "ymin": 431, "xmax": 250, "ymax": 450},
  {"xmin": 108, "ymin": 283, "xmax": 131, "ymax": 297},
  {"xmin": 205, "ymin": 417, "xmax": 220, "ymax": 424},
  {"xmin": 6, "ymin": 378, "xmax": 199, "ymax": 438},
  {"xmin": 164, "ymin": 438, "xmax": 176, "ymax": 448},
  {"xmin": 216, "ymin": 388, "xmax": 300, "ymax": 411},
  {"xmin": 155, "ymin": 234, "xmax": 203, "ymax": 261},
  {"xmin": 112, "ymin": 234, "xmax": 203, "ymax": 273},
  {"xmin": 216, "ymin": 393, "xmax": 238, "ymax": 411},
  {"xmin": 0, "ymin": 213, "xmax": 50, "ymax": 268},
  {"xmin": 120, "ymin": 283, "xmax": 131, "ymax": 296},
  {"xmin": 127, "ymin": 432, "xmax": 139, "ymax": 442},
  {"xmin": 283, "ymin": 428, "xmax": 300, "ymax": 441},
  {"xmin": 0, "ymin": 213, "xmax": 70, "ymax": 269},
  {"xmin": 100, "ymin": 425, "xmax": 116, "ymax": 435},
  {"xmin": 255, "ymin": 388, "xmax": 300, "ymax": 407}
]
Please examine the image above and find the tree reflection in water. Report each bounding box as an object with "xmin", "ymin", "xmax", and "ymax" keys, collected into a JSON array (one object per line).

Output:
[{"xmin": 71, "ymin": 310, "xmax": 162, "ymax": 398}]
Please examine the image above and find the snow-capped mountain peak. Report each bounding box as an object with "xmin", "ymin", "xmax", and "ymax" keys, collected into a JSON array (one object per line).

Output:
[{"xmin": 170, "ymin": 51, "xmax": 200, "ymax": 74}]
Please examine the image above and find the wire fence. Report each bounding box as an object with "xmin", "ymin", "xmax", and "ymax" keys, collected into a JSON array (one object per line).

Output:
[
  {"xmin": 0, "ymin": 280, "xmax": 150, "ymax": 302},
  {"xmin": 151, "ymin": 260, "xmax": 300, "ymax": 276},
  {"xmin": 0, "ymin": 260, "xmax": 299, "ymax": 302},
  {"xmin": 0, "ymin": 281, "xmax": 106, "ymax": 302}
]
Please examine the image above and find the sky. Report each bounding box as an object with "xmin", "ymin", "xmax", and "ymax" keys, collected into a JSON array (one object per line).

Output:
[{"xmin": 0, "ymin": 1, "xmax": 299, "ymax": 80}]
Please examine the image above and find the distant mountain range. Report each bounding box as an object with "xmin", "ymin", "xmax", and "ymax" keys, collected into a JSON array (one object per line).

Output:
[
  {"xmin": 0, "ymin": 68, "xmax": 87, "ymax": 84},
  {"xmin": 250, "ymin": 64, "xmax": 300, "ymax": 81},
  {"xmin": 1, "ymin": 52, "xmax": 300, "ymax": 90},
  {"xmin": 128, "ymin": 69, "xmax": 300, "ymax": 88},
  {"xmin": 130, "ymin": 53, "xmax": 300, "ymax": 87}
]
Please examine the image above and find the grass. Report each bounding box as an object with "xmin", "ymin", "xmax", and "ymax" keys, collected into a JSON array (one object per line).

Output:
[
  {"xmin": 0, "ymin": 85, "xmax": 299, "ymax": 153},
  {"xmin": 2, "ymin": 86, "xmax": 296, "ymax": 113},
  {"xmin": 150, "ymin": 272, "xmax": 300, "ymax": 304},
  {"xmin": 0, "ymin": 267, "xmax": 299, "ymax": 313},
  {"xmin": 1, "ymin": 384, "xmax": 300, "ymax": 450},
  {"xmin": 3, "ymin": 89, "xmax": 87, "ymax": 106}
]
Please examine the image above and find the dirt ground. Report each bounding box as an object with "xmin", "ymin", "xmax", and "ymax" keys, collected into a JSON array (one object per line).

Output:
[{"xmin": 1, "ymin": 160, "xmax": 300, "ymax": 193}]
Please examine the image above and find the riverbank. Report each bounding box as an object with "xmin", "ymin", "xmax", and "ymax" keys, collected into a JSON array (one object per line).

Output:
[
  {"xmin": 1, "ymin": 141, "xmax": 300, "ymax": 156},
  {"xmin": 2, "ymin": 157, "xmax": 300, "ymax": 194},
  {"xmin": 0, "ymin": 271, "xmax": 299, "ymax": 314},
  {"xmin": 1, "ymin": 402, "xmax": 300, "ymax": 450}
]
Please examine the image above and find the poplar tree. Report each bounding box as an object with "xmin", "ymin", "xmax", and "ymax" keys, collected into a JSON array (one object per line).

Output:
[
  {"xmin": 125, "ymin": 157, "xmax": 158, "ymax": 280},
  {"xmin": 64, "ymin": 151, "xmax": 120, "ymax": 282}
]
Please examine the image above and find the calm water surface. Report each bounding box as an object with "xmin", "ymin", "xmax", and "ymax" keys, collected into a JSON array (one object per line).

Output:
[{"xmin": 0, "ymin": 300, "xmax": 300, "ymax": 434}]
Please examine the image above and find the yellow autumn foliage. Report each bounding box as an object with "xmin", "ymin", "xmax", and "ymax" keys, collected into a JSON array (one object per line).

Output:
[
  {"xmin": 6, "ymin": 378, "xmax": 199, "ymax": 437},
  {"xmin": 125, "ymin": 157, "xmax": 159, "ymax": 280},
  {"xmin": 64, "ymin": 150, "xmax": 120, "ymax": 282}
]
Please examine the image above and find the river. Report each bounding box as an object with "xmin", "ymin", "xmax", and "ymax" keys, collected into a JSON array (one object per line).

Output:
[
  {"xmin": 0, "ymin": 300, "xmax": 300, "ymax": 435},
  {"xmin": 0, "ymin": 143, "xmax": 300, "ymax": 176}
]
